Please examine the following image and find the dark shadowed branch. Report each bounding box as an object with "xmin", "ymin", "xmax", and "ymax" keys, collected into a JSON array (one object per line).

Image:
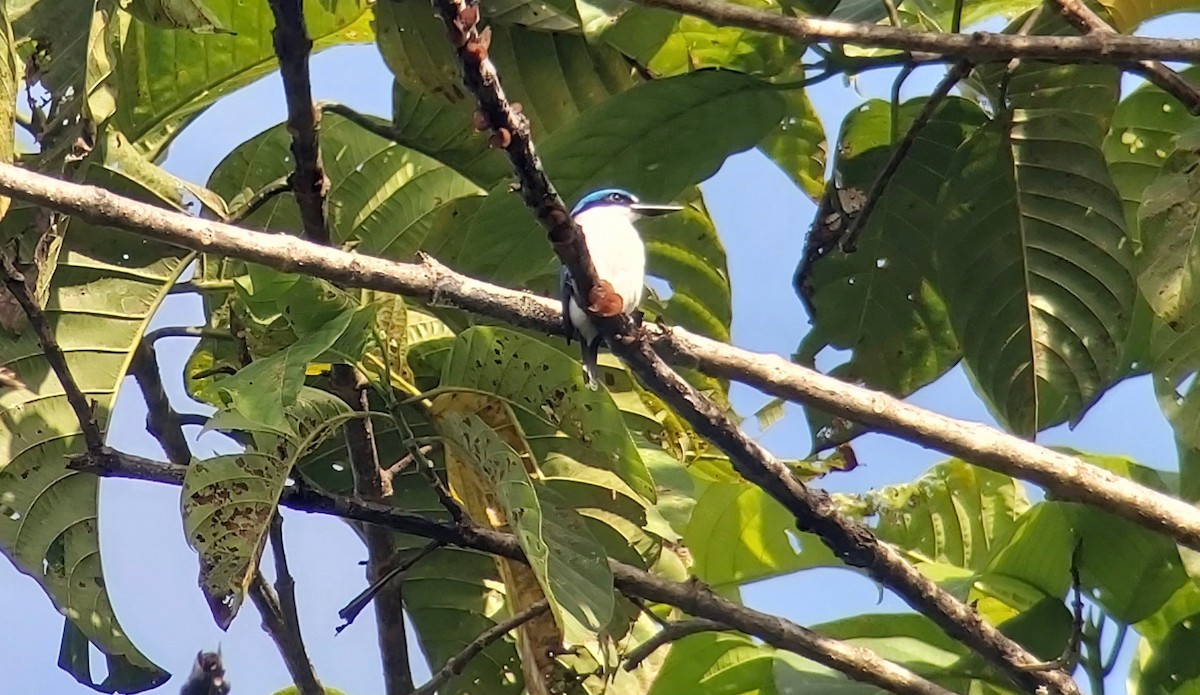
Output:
[
  {"xmin": 623, "ymin": 618, "xmax": 728, "ymax": 670},
  {"xmin": 72, "ymin": 449, "xmax": 954, "ymax": 695}
]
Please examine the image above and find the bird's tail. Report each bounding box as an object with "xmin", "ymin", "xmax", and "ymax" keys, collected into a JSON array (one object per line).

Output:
[{"xmin": 582, "ymin": 336, "xmax": 602, "ymax": 390}]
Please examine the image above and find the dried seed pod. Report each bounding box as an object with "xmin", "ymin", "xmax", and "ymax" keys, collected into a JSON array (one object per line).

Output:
[
  {"xmin": 488, "ymin": 128, "xmax": 512, "ymax": 149},
  {"xmin": 588, "ymin": 280, "xmax": 624, "ymax": 318}
]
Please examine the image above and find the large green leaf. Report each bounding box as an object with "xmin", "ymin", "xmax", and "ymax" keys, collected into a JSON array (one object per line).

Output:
[
  {"xmin": 938, "ymin": 117, "xmax": 1132, "ymax": 434},
  {"xmin": 0, "ymin": 152, "xmax": 188, "ymax": 691},
  {"xmin": 182, "ymin": 388, "xmax": 352, "ymax": 628},
  {"xmin": 438, "ymin": 410, "xmax": 616, "ymax": 647},
  {"xmin": 1135, "ymin": 608, "xmax": 1200, "ymax": 694},
  {"xmin": 389, "ymin": 82, "xmax": 511, "ymax": 188},
  {"xmin": 854, "ymin": 459, "xmax": 1029, "ymax": 572},
  {"xmin": 685, "ymin": 475, "xmax": 840, "ymax": 586},
  {"xmin": 0, "ymin": 1, "xmax": 15, "ymax": 222},
  {"xmin": 127, "ymin": 0, "xmax": 229, "ymax": 33},
  {"xmin": 374, "ymin": 1, "xmax": 636, "ymax": 137},
  {"xmin": 1099, "ymin": 0, "xmax": 1200, "ymax": 30},
  {"xmin": 114, "ymin": 0, "xmax": 371, "ymax": 154},
  {"xmin": 800, "ymin": 96, "xmax": 983, "ymax": 449},
  {"xmin": 451, "ymin": 70, "xmax": 782, "ymax": 287},
  {"xmin": 208, "ymin": 112, "xmax": 485, "ymax": 258}
]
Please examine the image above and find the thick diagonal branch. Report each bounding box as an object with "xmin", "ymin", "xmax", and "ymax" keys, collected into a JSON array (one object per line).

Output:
[
  {"xmin": 77, "ymin": 450, "xmax": 954, "ymax": 695},
  {"xmin": 1051, "ymin": 0, "xmax": 1200, "ymax": 114},
  {"xmin": 629, "ymin": 0, "xmax": 1200, "ymax": 63},
  {"xmin": 0, "ymin": 163, "xmax": 1197, "ymax": 556},
  {"xmin": 426, "ymin": 1, "xmax": 1074, "ymax": 691},
  {"xmin": 268, "ymin": 0, "xmax": 329, "ymax": 243}
]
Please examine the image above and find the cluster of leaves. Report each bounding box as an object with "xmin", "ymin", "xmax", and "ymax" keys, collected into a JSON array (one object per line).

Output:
[{"xmin": 1, "ymin": 0, "xmax": 1200, "ymax": 693}]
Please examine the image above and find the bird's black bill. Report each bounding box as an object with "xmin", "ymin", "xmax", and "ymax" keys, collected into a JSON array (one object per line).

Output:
[{"xmin": 630, "ymin": 203, "xmax": 684, "ymax": 216}]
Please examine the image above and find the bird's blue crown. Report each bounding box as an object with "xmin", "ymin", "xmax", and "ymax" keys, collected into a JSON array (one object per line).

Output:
[{"xmin": 571, "ymin": 188, "xmax": 639, "ymax": 216}]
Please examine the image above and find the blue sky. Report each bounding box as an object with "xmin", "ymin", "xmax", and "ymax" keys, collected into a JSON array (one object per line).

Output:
[{"xmin": 1, "ymin": 31, "xmax": 1182, "ymax": 695}]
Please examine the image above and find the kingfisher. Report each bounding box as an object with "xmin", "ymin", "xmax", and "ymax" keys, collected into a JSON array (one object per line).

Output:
[{"xmin": 561, "ymin": 189, "xmax": 682, "ymax": 388}]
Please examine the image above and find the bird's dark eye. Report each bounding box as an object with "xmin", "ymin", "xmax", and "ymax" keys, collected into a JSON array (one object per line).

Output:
[{"xmin": 607, "ymin": 193, "xmax": 624, "ymax": 203}]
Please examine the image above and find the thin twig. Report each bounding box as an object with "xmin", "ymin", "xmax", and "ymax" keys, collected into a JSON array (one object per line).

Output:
[
  {"xmin": 410, "ymin": 600, "xmax": 550, "ymax": 695},
  {"xmin": 0, "ymin": 253, "xmax": 103, "ymax": 450},
  {"xmin": 337, "ymin": 540, "xmax": 444, "ymax": 632},
  {"xmin": 229, "ymin": 175, "xmax": 292, "ymax": 224},
  {"xmin": 384, "ymin": 444, "xmax": 434, "ymax": 478},
  {"xmin": 1, "ymin": 163, "xmax": 1198, "ymax": 562},
  {"xmin": 425, "ymin": 0, "xmax": 1074, "ymax": 691},
  {"xmin": 628, "ymin": 0, "xmax": 1200, "ymax": 63},
  {"xmin": 267, "ymin": 0, "xmax": 329, "ymax": 243},
  {"xmin": 129, "ymin": 341, "xmax": 192, "ymax": 465},
  {"xmin": 623, "ymin": 618, "xmax": 727, "ymax": 670},
  {"xmin": 841, "ymin": 60, "xmax": 972, "ymax": 252},
  {"xmin": 143, "ymin": 326, "xmax": 231, "ymax": 343},
  {"xmin": 1051, "ymin": 0, "xmax": 1200, "ymax": 114}
]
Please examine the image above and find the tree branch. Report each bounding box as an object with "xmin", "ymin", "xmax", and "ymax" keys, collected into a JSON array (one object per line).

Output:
[
  {"xmin": 247, "ymin": 571, "xmax": 325, "ymax": 695},
  {"xmin": 628, "ymin": 0, "xmax": 1200, "ymax": 63},
  {"xmin": 1051, "ymin": 0, "xmax": 1200, "ymax": 114},
  {"xmin": 129, "ymin": 341, "xmax": 193, "ymax": 465},
  {"xmin": 73, "ymin": 450, "xmax": 954, "ymax": 695},
  {"xmin": 623, "ymin": 618, "xmax": 727, "ymax": 670},
  {"xmin": 267, "ymin": 0, "xmax": 329, "ymax": 243},
  {"xmin": 329, "ymin": 366, "xmax": 414, "ymax": 694},
  {"xmin": 229, "ymin": 175, "xmax": 292, "ymax": 224},
  {"xmin": 0, "ymin": 163, "xmax": 1197, "ymax": 555},
  {"xmin": 426, "ymin": 1, "xmax": 1074, "ymax": 691},
  {"xmin": 410, "ymin": 600, "xmax": 550, "ymax": 695}
]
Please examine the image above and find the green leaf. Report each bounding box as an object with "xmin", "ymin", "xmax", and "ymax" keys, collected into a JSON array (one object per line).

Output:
[
  {"xmin": 938, "ymin": 116, "xmax": 1133, "ymax": 434},
  {"xmin": 685, "ymin": 476, "xmax": 840, "ymax": 586},
  {"xmin": 374, "ymin": 4, "xmax": 635, "ymax": 136},
  {"xmin": 801, "ymin": 97, "xmax": 983, "ymax": 448},
  {"xmin": 217, "ymin": 308, "xmax": 354, "ymax": 431},
  {"xmin": 1137, "ymin": 125, "xmax": 1200, "ymax": 336},
  {"xmin": 114, "ymin": 0, "xmax": 371, "ymax": 154},
  {"xmin": 455, "ymin": 70, "xmax": 782, "ymax": 286},
  {"xmin": 597, "ymin": 0, "xmax": 803, "ymax": 78},
  {"xmin": 438, "ymin": 410, "xmax": 616, "ymax": 647},
  {"xmin": 855, "ymin": 459, "xmax": 1030, "ymax": 572},
  {"xmin": 1103, "ymin": 66, "xmax": 1200, "ymax": 239},
  {"xmin": 649, "ymin": 632, "xmax": 778, "ymax": 695},
  {"xmin": 127, "ymin": 0, "xmax": 230, "ymax": 33},
  {"xmin": 1133, "ymin": 608, "xmax": 1200, "ymax": 693},
  {"xmin": 182, "ymin": 388, "xmax": 352, "ymax": 627},
  {"xmin": 84, "ymin": 0, "xmax": 128, "ymax": 127},
  {"xmin": 389, "ymin": 83, "xmax": 511, "ymax": 187},
  {"xmin": 440, "ymin": 327, "xmax": 656, "ymax": 504},
  {"xmin": 484, "ymin": 0, "xmax": 580, "ymax": 29},
  {"xmin": 0, "ymin": 155, "xmax": 187, "ymax": 691},
  {"xmin": 208, "ymin": 112, "xmax": 485, "ymax": 257},
  {"xmin": 759, "ymin": 88, "xmax": 826, "ymax": 200}
]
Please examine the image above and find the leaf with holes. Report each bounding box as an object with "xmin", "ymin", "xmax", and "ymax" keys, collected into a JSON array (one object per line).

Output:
[
  {"xmin": 440, "ymin": 326, "xmax": 655, "ymax": 504},
  {"xmin": 801, "ymin": 97, "xmax": 983, "ymax": 449},
  {"xmin": 0, "ymin": 149, "xmax": 190, "ymax": 691},
  {"xmin": 182, "ymin": 388, "xmax": 352, "ymax": 628}
]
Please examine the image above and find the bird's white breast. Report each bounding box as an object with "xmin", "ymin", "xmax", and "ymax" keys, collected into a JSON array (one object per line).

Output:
[{"xmin": 574, "ymin": 206, "xmax": 646, "ymax": 314}]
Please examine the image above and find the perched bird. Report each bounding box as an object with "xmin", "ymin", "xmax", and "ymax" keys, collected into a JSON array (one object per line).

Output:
[
  {"xmin": 561, "ymin": 188, "xmax": 682, "ymax": 388},
  {"xmin": 179, "ymin": 650, "xmax": 230, "ymax": 695}
]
